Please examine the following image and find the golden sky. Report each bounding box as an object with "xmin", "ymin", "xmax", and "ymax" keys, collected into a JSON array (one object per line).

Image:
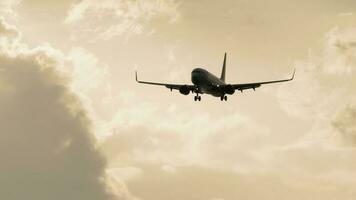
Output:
[{"xmin": 0, "ymin": 0, "xmax": 356, "ymax": 200}]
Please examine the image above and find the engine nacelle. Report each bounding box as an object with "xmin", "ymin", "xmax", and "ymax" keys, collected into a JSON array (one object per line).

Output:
[
  {"xmin": 179, "ymin": 85, "xmax": 190, "ymax": 95},
  {"xmin": 223, "ymin": 84, "xmax": 235, "ymax": 95}
]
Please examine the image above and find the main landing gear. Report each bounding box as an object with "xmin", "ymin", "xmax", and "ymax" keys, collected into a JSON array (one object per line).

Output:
[
  {"xmin": 220, "ymin": 95, "xmax": 227, "ymax": 101},
  {"xmin": 194, "ymin": 94, "xmax": 201, "ymax": 101}
]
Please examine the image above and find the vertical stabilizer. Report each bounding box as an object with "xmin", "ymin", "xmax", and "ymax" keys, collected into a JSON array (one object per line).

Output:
[{"xmin": 220, "ymin": 52, "xmax": 227, "ymax": 82}]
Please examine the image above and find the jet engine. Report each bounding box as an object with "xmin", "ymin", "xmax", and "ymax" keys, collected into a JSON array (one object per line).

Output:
[
  {"xmin": 223, "ymin": 84, "xmax": 235, "ymax": 95},
  {"xmin": 179, "ymin": 85, "xmax": 190, "ymax": 95}
]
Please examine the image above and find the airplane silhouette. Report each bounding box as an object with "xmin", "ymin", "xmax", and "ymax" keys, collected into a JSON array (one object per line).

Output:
[{"xmin": 136, "ymin": 53, "xmax": 294, "ymax": 101}]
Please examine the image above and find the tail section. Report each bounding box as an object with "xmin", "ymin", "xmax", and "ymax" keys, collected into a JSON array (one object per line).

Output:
[{"xmin": 220, "ymin": 52, "xmax": 227, "ymax": 82}]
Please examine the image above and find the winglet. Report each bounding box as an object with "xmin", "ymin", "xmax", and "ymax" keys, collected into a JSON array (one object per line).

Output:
[
  {"xmin": 290, "ymin": 68, "xmax": 296, "ymax": 80},
  {"xmin": 135, "ymin": 71, "xmax": 138, "ymax": 82}
]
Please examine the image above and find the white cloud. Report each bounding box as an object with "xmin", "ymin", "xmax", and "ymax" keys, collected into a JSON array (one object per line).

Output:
[
  {"xmin": 65, "ymin": 0, "xmax": 180, "ymax": 40},
  {"xmin": 0, "ymin": 17, "xmax": 22, "ymax": 52},
  {"xmin": 67, "ymin": 47, "xmax": 107, "ymax": 93},
  {"xmin": 0, "ymin": 0, "xmax": 21, "ymax": 19}
]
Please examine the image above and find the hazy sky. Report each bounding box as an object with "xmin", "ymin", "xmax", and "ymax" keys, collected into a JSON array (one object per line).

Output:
[{"xmin": 0, "ymin": 0, "xmax": 356, "ymax": 200}]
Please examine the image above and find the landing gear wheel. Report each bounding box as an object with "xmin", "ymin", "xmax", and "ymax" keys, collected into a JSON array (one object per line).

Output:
[
  {"xmin": 220, "ymin": 95, "xmax": 227, "ymax": 101},
  {"xmin": 198, "ymin": 96, "xmax": 201, "ymax": 101},
  {"xmin": 194, "ymin": 96, "xmax": 197, "ymax": 101}
]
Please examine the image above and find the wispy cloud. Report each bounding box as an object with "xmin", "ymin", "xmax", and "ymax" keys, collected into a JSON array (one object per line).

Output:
[
  {"xmin": 333, "ymin": 103, "xmax": 356, "ymax": 146},
  {"xmin": 65, "ymin": 0, "xmax": 180, "ymax": 41},
  {"xmin": 0, "ymin": 0, "xmax": 21, "ymax": 18},
  {"xmin": 276, "ymin": 26, "xmax": 356, "ymax": 147}
]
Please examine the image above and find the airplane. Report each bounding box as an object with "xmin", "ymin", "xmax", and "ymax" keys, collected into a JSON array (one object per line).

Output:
[{"xmin": 135, "ymin": 53, "xmax": 295, "ymax": 101}]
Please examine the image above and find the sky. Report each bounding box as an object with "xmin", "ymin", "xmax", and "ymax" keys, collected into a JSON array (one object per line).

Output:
[{"xmin": 0, "ymin": 0, "xmax": 356, "ymax": 200}]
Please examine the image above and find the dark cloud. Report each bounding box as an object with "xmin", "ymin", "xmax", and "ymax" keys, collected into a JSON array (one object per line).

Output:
[
  {"xmin": 0, "ymin": 19, "xmax": 121, "ymax": 200},
  {"xmin": 333, "ymin": 103, "xmax": 356, "ymax": 145},
  {"xmin": 334, "ymin": 40, "xmax": 356, "ymax": 52}
]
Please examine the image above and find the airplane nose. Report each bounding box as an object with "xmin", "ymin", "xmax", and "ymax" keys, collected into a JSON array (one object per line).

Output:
[{"xmin": 191, "ymin": 71, "xmax": 203, "ymax": 85}]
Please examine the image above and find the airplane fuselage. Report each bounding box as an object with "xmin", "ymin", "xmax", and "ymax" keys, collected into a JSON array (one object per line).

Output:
[{"xmin": 191, "ymin": 68, "xmax": 226, "ymax": 97}]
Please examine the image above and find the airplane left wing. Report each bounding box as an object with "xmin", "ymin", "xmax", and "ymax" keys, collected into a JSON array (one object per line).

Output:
[
  {"xmin": 135, "ymin": 71, "xmax": 196, "ymax": 93},
  {"xmin": 231, "ymin": 69, "xmax": 295, "ymax": 92}
]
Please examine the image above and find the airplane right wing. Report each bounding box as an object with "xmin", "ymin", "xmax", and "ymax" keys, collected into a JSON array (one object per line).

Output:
[
  {"xmin": 135, "ymin": 71, "xmax": 196, "ymax": 94},
  {"xmin": 230, "ymin": 69, "xmax": 295, "ymax": 92}
]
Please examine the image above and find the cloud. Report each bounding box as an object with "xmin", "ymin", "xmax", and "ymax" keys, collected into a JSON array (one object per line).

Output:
[
  {"xmin": 99, "ymin": 25, "xmax": 356, "ymax": 200},
  {"xmin": 333, "ymin": 40, "xmax": 356, "ymax": 52},
  {"xmin": 2, "ymin": 1, "xmax": 356, "ymax": 199},
  {"xmin": 276, "ymin": 27, "xmax": 356, "ymax": 148},
  {"xmin": 0, "ymin": 17, "xmax": 19, "ymax": 38},
  {"xmin": 323, "ymin": 27, "xmax": 356, "ymax": 74},
  {"xmin": 0, "ymin": 18, "xmax": 133, "ymax": 200},
  {"xmin": 101, "ymin": 126, "xmax": 190, "ymax": 166},
  {"xmin": 0, "ymin": 0, "xmax": 21, "ymax": 18},
  {"xmin": 108, "ymin": 163, "xmax": 356, "ymax": 200},
  {"xmin": 65, "ymin": 0, "xmax": 180, "ymax": 40},
  {"xmin": 102, "ymin": 122, "xmax": 356, "ymax": 200},
  {"xmin": 332, "ymin": 103, "xmax": 356, "ymax": 145},
  {"xmin": 276, "ymin": 27, "xmax": 356, "ymax": 121},
  {"xmin": 99, "ymin": 96, "xmax": 272, "ymax": 167},
  {"xmin": 0, "ymin": 17, "xmax": 21, "ymax": 52}
]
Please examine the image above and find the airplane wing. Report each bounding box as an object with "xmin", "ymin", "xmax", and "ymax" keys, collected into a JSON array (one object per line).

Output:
[
  {"xmin": 135, "ymin": 71, "xmax": 196, "ymax": 92},
  {"xmin": 231, "ymin": 69, "xmax": 295, "ymax": 92}
]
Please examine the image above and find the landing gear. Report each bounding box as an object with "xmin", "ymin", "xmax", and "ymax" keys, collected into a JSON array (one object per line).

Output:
[
  {"xmin": 194, "ymin": 95, "xmax": 201, "ymax": 101},
  {"xmin": 220, "ymin": 95, "xmax": 227, "ymax": 101}
]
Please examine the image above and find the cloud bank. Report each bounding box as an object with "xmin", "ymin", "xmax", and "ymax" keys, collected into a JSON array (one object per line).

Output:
[{"xmin": 0, "ymin": 18, "xmax": 130, "ymax": 200}]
